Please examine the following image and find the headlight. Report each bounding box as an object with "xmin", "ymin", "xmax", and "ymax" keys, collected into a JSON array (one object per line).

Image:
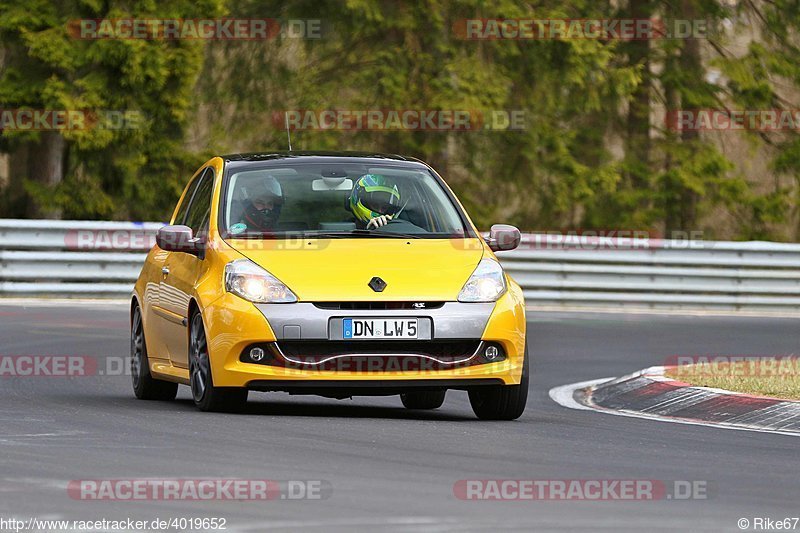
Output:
[
  {"xmin": 458, "ymin": 258, "xmax": 507, "ymax": 302},
  {"xmin": 224, "ymin": 259, "xmax": 297, "ymax": 303}
]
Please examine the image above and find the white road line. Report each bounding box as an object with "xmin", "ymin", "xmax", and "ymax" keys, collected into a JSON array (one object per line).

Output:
[{"xmin": 547, "ymin": 378, "xmax": 612, "ymax": 411}]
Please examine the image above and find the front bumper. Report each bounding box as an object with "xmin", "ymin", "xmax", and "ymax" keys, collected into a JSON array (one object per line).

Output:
[
  {"xmin": 202, "ymin": 287, "xmax": 526, "ymax": 389},
  {"xmin": 253, "ymin": 302, "xmax": 495, "ymax": 340}
]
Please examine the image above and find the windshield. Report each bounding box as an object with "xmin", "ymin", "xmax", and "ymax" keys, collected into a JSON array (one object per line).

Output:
[{"xmin": 221, "ymin": 162, "xmax": 471, "ymax": 239}]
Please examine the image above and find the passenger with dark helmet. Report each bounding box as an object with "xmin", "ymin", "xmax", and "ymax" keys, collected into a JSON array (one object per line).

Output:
[{"xmin": 233, "ymin": 175, "xmax": 284, "ymax": 233}]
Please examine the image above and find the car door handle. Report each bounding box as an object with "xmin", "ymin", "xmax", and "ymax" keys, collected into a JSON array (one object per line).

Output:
[{"xmin": 161, "ymin": 267, "xmax": 170, "ymax": 276}]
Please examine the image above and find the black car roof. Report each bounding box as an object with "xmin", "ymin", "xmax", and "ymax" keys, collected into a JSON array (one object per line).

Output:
[{"xmin": 220, "ymin": 151, "xmax": 429, "ymax": 168}]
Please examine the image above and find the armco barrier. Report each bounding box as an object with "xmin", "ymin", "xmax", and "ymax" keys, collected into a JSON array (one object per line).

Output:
[
  {"xmin": 503, "ymin": 234, "xmax": 800, "ymax": 312},
  {"xmin": 0, "ymin": 219, "xmax": 159, "ymax": 296},
  {"xmin": 1, "ymin": 219, "xmax": 799, "ymax": 312}
]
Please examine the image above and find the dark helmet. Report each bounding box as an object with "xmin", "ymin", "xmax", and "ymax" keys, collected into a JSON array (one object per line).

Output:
[{"xmin": 243, "ymin": 174, "xmax": 284, "ymax": 229}]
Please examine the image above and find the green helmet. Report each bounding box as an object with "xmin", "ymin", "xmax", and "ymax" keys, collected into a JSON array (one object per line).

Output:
[{"xmin": 348, "ymin": 174, "xmax": 401, "ymax": 223}]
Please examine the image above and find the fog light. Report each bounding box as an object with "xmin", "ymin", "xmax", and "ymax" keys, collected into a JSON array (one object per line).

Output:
[
  {"xmin": 250, "ymin": 347, "xmax": 265, "ymax": 362},
  {"xmin": 484, "ymin": 345, "xmax": 500, "ymax": 361}
]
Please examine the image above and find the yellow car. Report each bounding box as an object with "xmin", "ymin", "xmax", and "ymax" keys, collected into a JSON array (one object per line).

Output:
[{"xmin": 131, "ymin": 152, "xmax": 528, "ymax": 419}]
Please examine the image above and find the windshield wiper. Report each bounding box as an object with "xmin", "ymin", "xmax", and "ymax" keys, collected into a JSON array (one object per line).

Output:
[
  {"xmin": 230, "ymin": 230, "xmax": 424, "ymax": 240},
  {"xmin": 300, "ymin": 230, "xmax": 422, "ymax": 239},
  {"xmin": 301, "ymin": 231, "xmax": 360, "ymax": 239},
  {"xmin": 227, "ymin": 232, "xmax": 352, "ymax": 240},
  {"xmin": 226, "ymin": 232, "xmax": 276, "ymax": 239},
  {"xmin": 349, "ymin": 229, "xmax": 422, "ymax": 239}
]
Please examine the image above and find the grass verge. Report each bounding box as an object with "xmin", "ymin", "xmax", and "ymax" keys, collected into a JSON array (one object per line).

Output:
[{"xmin": 665, "ymin": 357, "xmax": 800, "ymax": 401}]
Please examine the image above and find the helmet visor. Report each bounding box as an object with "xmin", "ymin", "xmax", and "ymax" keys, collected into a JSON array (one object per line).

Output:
[{"xmin": 361, "ymin": 187, "xmax": 401, "ymax": 216}]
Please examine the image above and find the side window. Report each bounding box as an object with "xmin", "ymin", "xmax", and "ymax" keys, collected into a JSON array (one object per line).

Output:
[
  {"xmin": 172, "ymin": 172, "xmax": 202, "ymax": 225},
  {"xmin": 184, "ymin": 168, "xmax": 215, "ymax": 235}
]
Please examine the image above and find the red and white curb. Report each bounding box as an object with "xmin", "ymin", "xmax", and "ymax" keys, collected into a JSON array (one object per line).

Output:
[{"xmin": 549, "ymin": 366, "xmax": 800, "ymax": 437}]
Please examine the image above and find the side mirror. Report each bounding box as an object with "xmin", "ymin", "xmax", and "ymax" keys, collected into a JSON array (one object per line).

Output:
[
  {"xmin": 156, "ymin": 225, "xmax": 202, "ymax": 255},
  {"xmin": 487, "ymin": 224, "xmax": 521, "ymax": 252}
]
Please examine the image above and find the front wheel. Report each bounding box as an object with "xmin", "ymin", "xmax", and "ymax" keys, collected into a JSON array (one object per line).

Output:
[
  {"xmin": 468, "ymin": 346, "xmax": 529, "ymax": 420},
  {"xmin": 189, "ymin": 312, "xmax": 248, "ymax": 413},
  {"xmin": 400, "ymin": 390, "xmax": 446, "ymax": 410}
]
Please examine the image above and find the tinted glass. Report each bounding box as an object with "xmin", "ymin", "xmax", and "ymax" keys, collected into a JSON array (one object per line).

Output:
[
  {"xmin": 184, "ymin": 168, "xmax": 214, "ymax": 235},
  {"xmin": 172, "ymin": 172, "xmax": 202, "ymax": 225},
  {"xmin": 222, "ymin": 163, "xmax": 469, "ymax": 239}
]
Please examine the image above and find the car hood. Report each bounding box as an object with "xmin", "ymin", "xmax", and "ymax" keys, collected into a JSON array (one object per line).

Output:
[{"xmin": 227, "ymin": 238, "xmax": 485, "ymax": 301}]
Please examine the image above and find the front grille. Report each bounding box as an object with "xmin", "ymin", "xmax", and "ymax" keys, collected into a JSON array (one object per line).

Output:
[
  {"xmin": 240, "ymin": 340, "xmax": 486, "ymax": 372},
  {"xmin": 312, "ymin": 302, "xmax": 445, "ymax": 310},
  {"xmin": 276, "ymin": 340, "xmax": 480, "ymax": 359}
]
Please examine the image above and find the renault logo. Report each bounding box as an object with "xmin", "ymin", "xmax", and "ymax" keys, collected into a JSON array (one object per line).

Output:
[{"xmin": 368, "ymin": 277, "xmax": 387, "ymax": 292}]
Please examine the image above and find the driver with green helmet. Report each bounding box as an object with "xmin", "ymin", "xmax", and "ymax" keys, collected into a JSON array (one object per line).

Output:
[{"xmin": 348, "ymin": 174, "xmax": 425, "ymax": 233}]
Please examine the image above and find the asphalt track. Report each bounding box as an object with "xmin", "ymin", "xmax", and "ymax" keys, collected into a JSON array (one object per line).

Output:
[{"xmin": 0, "ymin": 301, "xmax": 798, "ymax": 532}]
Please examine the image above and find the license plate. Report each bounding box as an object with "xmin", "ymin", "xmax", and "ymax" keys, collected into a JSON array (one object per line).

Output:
[{"xmin": 342, "ymin": 318, "xmax": 418, "ymax": 340}]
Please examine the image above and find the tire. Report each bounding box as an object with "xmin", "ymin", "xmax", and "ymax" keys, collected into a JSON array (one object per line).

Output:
[
  {"xmin": 131, "ymin": 305, "xmax": 178, "ymax": 401},
  {"xmin": 400, "ymin": 390, "xmax": 446, "ymax": 410},
  {"xmin": 189, "ymin": 311, "xmax": 248, "ymax": 413},
  {"xmin": 468, "ymin": 346, "xmax": 529, "ymax": 420}
]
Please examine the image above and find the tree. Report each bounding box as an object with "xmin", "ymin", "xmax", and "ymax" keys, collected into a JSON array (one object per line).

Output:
[
  {"xmin": 0, "ymin": 0, "xmax": 223, "ymax": 219},
  {"xmin": 197, "ymin": 0, "xmax": 639, "ymax": 231},
  {"xmin": 2, "ymin": 0, "xmax": 799, "ymax": 242}
]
